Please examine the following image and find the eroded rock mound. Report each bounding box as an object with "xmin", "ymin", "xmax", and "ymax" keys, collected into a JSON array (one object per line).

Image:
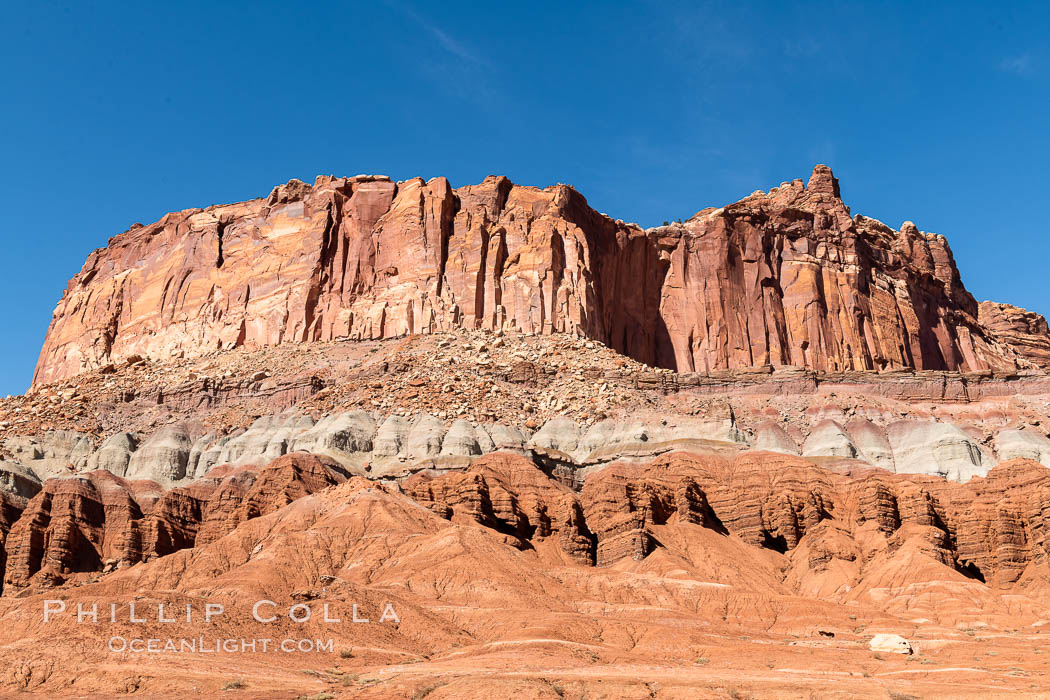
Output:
[
  {"xmin": 1, "ymin": 453, "xmax": 345, "ymax": 591},
  {"xmin": 3, "ymin": 447, "xmax": 1050, "ymax": 696},
  {"xmin": 403, "ymin": 453, "xmax": 596, "ymax": 564},
  {"xmin": 9, "ymin": 448, "xmax": 1050, "ymax": 594}
]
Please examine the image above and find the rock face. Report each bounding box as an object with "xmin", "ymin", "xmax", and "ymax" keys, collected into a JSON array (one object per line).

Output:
[
  {"xmin": 0, "ymin": 482, "xmax": 33, "ymax": 595},
  {"xmin": 6, "ymin": 450, "xmax": 1050, "ymax": 697},
  {"xmin": 979, "ymin": 301, "xmax": 1050, "ymax": 368},
  {"xmin": 1, "ymin": 453, "xmax": 345, "ymax": 591},
  {"xmin": 10, "ymin": 449, "xmax": 1050, "ymax": 595},
  {"xmin": 10, "ymin": 404, "xmax": 1049, "ymax": 488},
  {"xmin": 33, "ymin": 166, "xmax": 1050, "ymax": 386},
  {"xmin": 403, "ymin": 453, "xmax": 596, "ymax": 564},
  {"xmin": 14, "ymin": 166, "xmax": 1050, "ymax": 698}
]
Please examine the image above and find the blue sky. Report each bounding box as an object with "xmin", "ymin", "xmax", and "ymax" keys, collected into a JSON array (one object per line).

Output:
[{"xmin": 2, "ymin": 1, "xmax": 1048, "ymax": 395}]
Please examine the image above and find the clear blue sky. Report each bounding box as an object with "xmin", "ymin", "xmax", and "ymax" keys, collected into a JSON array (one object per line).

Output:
[{"xmin": 2, "ymin": 1, "xmax": 1048, "ymax": 395}]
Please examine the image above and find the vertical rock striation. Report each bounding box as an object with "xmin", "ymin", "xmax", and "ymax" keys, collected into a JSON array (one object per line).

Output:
[
  {"xmin": 33, "ymin": 166, "xmax": 1050, "ymax": 386},
  {"xmin": 1, "ymin": 454, "xmax": 345, "ymax": 591}
]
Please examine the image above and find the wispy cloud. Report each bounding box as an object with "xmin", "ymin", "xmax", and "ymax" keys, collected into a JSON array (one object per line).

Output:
[
  {"xmin": 999, "ymin": 53, "xmax": 1035, "ymax": 76},
  {"xmin": 388, "ymin": 1, "xmax": 490, "ymax": 68},
  {"xmin": 782, "ymin": 35, "xmax": 822, "ymax": 59},
  {"xmin": 382, "ymin": 1, "xmax": 500, "ymax": 106},
  {"xmin": 664, "ymin": 4, "xmax": 755, "ymax": 72}
]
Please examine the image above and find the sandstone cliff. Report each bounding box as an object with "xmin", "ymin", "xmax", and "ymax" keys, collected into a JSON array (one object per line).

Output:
[
  {"xmin": 978, "ymin": 300, "xmax": 1050, "ymax": 367},
  {"xmin": 33, "ymin": 166, "xmax": 1050, "ymax": 385}
]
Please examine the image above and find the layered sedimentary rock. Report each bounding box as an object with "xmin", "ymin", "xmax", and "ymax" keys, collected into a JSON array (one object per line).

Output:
[
  {"xmin": 979, "ymin": 301, "xmax": 1050, "ymax": 368},
  {"xmin": 402, "ymin": 452, "xmax": 595, "ymax": 563},
  {"xmin": 573, "ymin": 452, "xmax": 1050, "ymax": 587},
  {"xmin": 0, "ymin": 484, "xmax": 32, "ymax": 595},
  {"xmin": 33, "ymin": 166, "xmax": 1050, "ymax": 386},
  {"xmin": 9, "ymin": 404, "xmax": 1047, "ymax": 489},
  {"xmin": 1, "ymin": 453, "xmax": 345, "ymax": 590},
  {"xmin": 10, "ymin": 448, "xmax": 1046, "ymax": 592},
  {"xmin": 7, "ymin": 449, "xmax": 1050, "ymax": 698},
  {"xmin": 580, "ymin": 466, "xmax": 726, "ymax": 566},
  {"xmin": 1, "ymin": 470, "xmax": 162, "ymax": 589}
]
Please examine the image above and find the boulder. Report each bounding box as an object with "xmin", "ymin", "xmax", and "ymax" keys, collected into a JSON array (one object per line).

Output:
[{"xmin": 868, "ymin": 633, "xmax": 913, "ymax": 655}]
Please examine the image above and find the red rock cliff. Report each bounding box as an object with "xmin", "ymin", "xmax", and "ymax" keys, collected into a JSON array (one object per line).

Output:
[{"xmin": 32, "ymin": 166, "xmax": 1050, "ymax": 385}]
